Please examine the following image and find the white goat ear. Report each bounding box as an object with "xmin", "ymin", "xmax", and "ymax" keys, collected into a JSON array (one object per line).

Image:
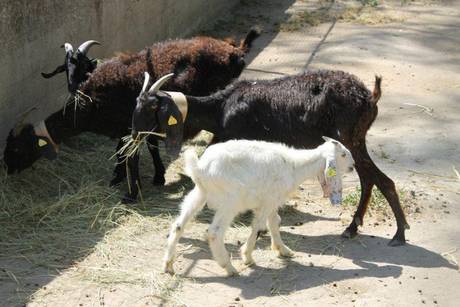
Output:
[
  {"xmin": 322, "ymin": 136, "xmax": 339, "ymax": 146},
  {"xmin": 324, "ymin": 157, "xmax": 342, "ymax": 205},
  {"xmin": 62, "ymin": 43, "xmax": 74, "ymax": 53}
]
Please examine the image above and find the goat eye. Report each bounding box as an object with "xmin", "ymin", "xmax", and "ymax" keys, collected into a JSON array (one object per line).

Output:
[{"xmin": 341, "ymin": 153, "xmax": 346, "ymax": 158}]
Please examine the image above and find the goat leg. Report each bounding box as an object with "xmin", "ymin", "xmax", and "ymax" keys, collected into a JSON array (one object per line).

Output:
[
  {"xmin": 342, "ymin": 176, "xmax": 373, "ymax": 239},
  {"xmin": 121, "ymin": 152, "xmax": 140, "ymax": 204},
  {"xmin": 346, "ymin": 143, "xmax": 409, "ymax": 246},
  {"xmin": 373, "ymin": 168, "xmax": 409, "ymax": 246},
  {"xmin": 147, "ymin": 136, "xmax": 166, "ymax": 186},
  {"xmin": 110, "ymin": 138, "xmax": 127, "ymax": 187}
]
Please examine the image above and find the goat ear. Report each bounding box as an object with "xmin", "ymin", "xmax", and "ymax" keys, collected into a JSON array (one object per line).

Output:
[
  {"xmin": 324, "ymin": 157, "xmax": 342, "ymax": 205},
  {"xmin": 37, "ymin": 137, "xmax": 57, "ymax": 160},
  {"xmin": 322, "ymin": 136, "xmax": 339, "ymax": 146},
  {"xmin": 41, "ymin": 65, "xmax": 66, "ymax": 79},
  {"xmin": 335, "ymin": 128, "xmax": 342, "ymax": 140},
  {"xmin": 61, "ymin": 42, "xmax": 74, "ymax": 53}
]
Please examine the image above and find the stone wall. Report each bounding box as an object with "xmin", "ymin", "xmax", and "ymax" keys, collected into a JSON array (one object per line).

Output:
[{"xmin": 0, "ymin": 0, "xmax": 238, "ymax": 153}]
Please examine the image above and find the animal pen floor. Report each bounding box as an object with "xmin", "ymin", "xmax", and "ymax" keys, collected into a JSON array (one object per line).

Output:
[{"xmin": 1, "ymin": 0, "xmax": 459, "ymax": 306}]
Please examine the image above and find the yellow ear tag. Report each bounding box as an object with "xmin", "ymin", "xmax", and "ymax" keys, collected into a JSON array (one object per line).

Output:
[
  {"xmin": 38, "ymin": 139, "xmax": 48, "ymax": 147},
  {"xmin": 168, "ymin": 115, "xmax": 178, "ymax": 126},
  {"xmin": 326, "ymin": 167, "xmax": 337, "ymax": 177}
]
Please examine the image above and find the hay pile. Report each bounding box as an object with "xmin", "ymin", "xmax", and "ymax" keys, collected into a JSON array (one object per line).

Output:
[{"xmin": 0, "ymin": 133, "xmax": 189, "ymax": 285}]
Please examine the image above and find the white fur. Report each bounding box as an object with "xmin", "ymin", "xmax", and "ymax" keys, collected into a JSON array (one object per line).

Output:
[{"xmin": 163, "ymin": 138, "xmax": 354, "ymax": 276}]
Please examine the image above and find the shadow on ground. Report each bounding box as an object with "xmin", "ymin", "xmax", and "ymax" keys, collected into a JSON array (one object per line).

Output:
[{"xmin": 174, "ymin": 233, "xmax": 457, "ymax": 299}]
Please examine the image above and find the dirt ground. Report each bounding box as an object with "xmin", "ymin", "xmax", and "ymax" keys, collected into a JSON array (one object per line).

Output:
[{"xmin": 1, "ymin": 0, "xmax": 459, "ymax": 306}]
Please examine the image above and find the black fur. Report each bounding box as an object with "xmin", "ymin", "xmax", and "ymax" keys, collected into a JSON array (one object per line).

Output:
[
  {"xmin": 133, "ymin": 69, "xmax": 409, "ymax": 245},
  {"xmin": 42, "ymin": 47, "xmax": 98, "ymax": 94},
  {"xmin": 4, "ymin": 29, "xmax": 260, "ymax": 203}
]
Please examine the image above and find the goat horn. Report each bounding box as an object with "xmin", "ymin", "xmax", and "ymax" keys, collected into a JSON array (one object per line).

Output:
[
  {"xmin": 13, "ymin": 106, "xmax": 38, "ymax": 136},
  {"xmin": 141, "ymin": 72, "xmax": 150, "ymax": 93},
  {"xmin": 148, "ymin": 73, "xmax": 174, "ymax": 94},
  {"xmin": 61, "ymin": 43, "xmax": 74, "ymax": 53},
  {"xmin": 77, "ymin": 40, "xmax": 100, "ymax": 56}
]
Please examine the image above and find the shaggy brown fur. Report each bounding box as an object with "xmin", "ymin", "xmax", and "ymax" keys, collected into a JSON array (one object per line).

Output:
[{"xmin": 3, "ymin": 28, "xmax": 261, "ymax": 204}]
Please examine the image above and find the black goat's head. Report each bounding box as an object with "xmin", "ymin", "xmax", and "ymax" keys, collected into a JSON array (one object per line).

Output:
[
  {"xmin": 41, "ymin": 40, "xmax": 100, "ymax": 94},
  {"xmin": 132, "ymin": 72, "xmax": 185, "ymax": 158},
  {"xmin": 3, "ymin": 117, "xmax": 57, "ymax": 175}
]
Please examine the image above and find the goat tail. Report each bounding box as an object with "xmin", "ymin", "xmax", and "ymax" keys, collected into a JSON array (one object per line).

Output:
[
  {"xmin": 240, "ymin": 26, "xmax": 262, "ymax": 52},
  {"xmin": 371, "ymin": 75, "xmax": 382, "ymax": 105},
  {"xmin": 184, "ymin": 148, "xmax": 201, "ymax": 184}
]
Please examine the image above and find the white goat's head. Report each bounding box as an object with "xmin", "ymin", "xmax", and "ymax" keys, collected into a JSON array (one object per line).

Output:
[{"xmin": 318, "ymin": 136, "xmax": 355, "ymax": 205}]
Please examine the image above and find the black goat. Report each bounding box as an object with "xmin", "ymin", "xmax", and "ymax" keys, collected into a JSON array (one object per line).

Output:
[
  {"xmin": 41, "ymin": 40, "xmax": 101, "ymax": 94},
  {"xmin": 3, "ymin": 28, "xmax": 261, "ymax": 203},
  {"xmin": 132, "ymin": 70, "xmax": 410, "ymax": 246}
]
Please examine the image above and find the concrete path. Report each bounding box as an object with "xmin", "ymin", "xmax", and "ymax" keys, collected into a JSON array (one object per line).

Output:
[
  {"xmin": 187, "ymin": 1, "xmax": 460, "ymax": 306},
  {"xmin": 4, "ymin": 1, "xmax": 459, "ymax": 306}
]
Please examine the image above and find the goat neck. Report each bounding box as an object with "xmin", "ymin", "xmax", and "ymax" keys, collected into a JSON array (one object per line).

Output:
[
  {"xmin": 42, "ymin": 104, "xmax": 89, "ymax": 144},
  {"xmin": 183, "ymin": 94, "xmax": 223, "ymax": 137},
  {"xmin": 288, "ymin": 147, "xmax": 325, "ymax": 185}
]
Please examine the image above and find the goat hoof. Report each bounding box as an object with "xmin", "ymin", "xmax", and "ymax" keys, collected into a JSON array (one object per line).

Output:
[
  {"xmin": 278, "ymin": 248, "xmax": 295, "ymax": 258},
  {"xmin": 109, "ymin": 176, "xmax": 125, "ymax": 187},
  {"xmin": 121, "ymin": 195, "xmax": 137, "ymax": 204},
  {"xmin": 341, "ymin": 228, "xmax": 358, "ymax": 239},
  {"xmin": 163, "ymin": 261, "xmax": 175, "ymax": 275},
  {"xmin": 272, "ymin": 244, "xmax": 294, "ymax": 258},
  {"xmin": 388, "ymin": 237, "xmax": 406, "ymax": 247},
  {"xmin": 244, "ymin": 259, "xmax": 255, "ymax": 266},
  {"xmin": 388, "ymin": 228, "xmax": 406, "ymax": 246},
  {"xmin": 225, "ymin": 266, "xmax": 239, "ymax": 277},
  {"xmin": 388, "ymin": 238, "xmax": 405, "ymax": 247},
  {"xmin": 152, "ymin": 176, "xmax": 166, "ymax": 186},
  {"xmin": 242, "ymin": 255, "xmax": 255, "ymax": 266}
]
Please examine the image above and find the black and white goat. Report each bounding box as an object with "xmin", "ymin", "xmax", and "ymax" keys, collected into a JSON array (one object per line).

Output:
[
  {"xmin": 3, "ymin": 28, "xmax": 260, "ymax": 203},
  {"xmin": 132, "ymin": 70, "xmax": 409, "ymax": 246},
  {"xmin": 41, "ymin": 40, "xmax": 101, "ymax": 94}
]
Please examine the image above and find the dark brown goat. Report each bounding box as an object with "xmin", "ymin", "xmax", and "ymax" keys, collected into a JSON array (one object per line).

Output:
[
  {"xmin": 3, "ymin": 29, "xmax": 261, "ymax": 203},
  {"xmin": 132, "ymin": 70, "xmax": 409, "ymax": 246}
]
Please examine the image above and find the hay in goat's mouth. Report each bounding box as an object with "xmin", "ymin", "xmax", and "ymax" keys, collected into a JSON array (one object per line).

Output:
[
  {"xmin": 62, "ymin": 90, "xmax": 93, "ymax": 127},
  {"xmin": 111, "ymin": 131, "xmax": 167, "ymax": 195},
  {"xmin": 112, "ymin": 131, "xmax": 167, "ymax": 163}
]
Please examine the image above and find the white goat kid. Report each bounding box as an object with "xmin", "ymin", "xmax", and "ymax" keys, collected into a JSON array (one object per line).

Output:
[{"xmin": 163, "ymin": 137, "xmax": 355, "ymax": 276}]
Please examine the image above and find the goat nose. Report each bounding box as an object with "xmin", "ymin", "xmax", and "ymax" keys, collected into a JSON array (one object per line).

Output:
[{"xmin": 349, "ymin": 166, "xmax": 354, "ymax": 172}]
